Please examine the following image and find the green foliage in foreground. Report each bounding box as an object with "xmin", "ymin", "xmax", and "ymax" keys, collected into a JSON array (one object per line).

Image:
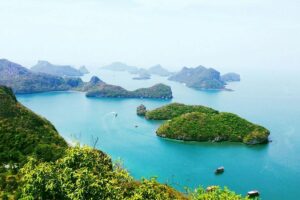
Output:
[
  {"xmin": 157, "ymin": 112, "xmax": 269, "ymax": 144},
  {"xmin": 19, "ymin": 146, "xmax": 186, "ymax": 200},
  {"xmin": 189, "ymin": 186, "xmax": 250, "ymax": 200},
  {"xmin": 145, "ymin": 103, "xmax": 218, "ymax": 120},
  {"xmin": 18, "ymin": 146, "xmax": 250, "ymax": 200}
]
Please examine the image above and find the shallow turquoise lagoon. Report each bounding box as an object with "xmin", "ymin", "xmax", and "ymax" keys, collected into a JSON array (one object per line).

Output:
[{"xmin": 17, "ymin": 68, "xmax": 300, "ymax": 199}]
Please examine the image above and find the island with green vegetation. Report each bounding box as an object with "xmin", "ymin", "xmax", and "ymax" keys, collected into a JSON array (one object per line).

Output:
[
  {"xmin": 168, "ymin": 66, "xmax": 240, "ymax": 90},
  {"xmin": 168, "ymin": 66, "xmax": 226, "ymax": 90},
  {"xmin": 137, "ymin": 104, "xmax": 147, "ymax": 116},
  {"xmin": 86, "ymin": 83, "xmax": 173, "ymax": 99},
  {"xmin": 31, "ymin": 60, "xmax": 85, "ymax": 77},
  {"xmin": 0, "ymin": 85, "xmax": 248, "ymax": 199},
  {"xmin": 145, "ymin": 103, "xmax": 218, "ymax": 120},
  {"xmin": 142, "ymin": 103, "xmax": 270, "ymax": 145}
]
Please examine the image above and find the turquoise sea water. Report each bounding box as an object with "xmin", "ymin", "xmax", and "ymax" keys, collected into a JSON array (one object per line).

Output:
[{"xmin": 17, "ymin": 68, "xmax": 300, "ymax": 199}]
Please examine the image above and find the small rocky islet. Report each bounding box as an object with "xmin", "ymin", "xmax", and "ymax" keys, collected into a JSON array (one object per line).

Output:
[{"xmin": 138, "ymin": 103, "xmax": 270, "ymax": 145}]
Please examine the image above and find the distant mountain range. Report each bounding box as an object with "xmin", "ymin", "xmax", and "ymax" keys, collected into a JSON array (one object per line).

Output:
[
  {"xmin": 101, "ymin": 62, "xmax": 173, "ymax": 77},
  {"xmin": 31, "ymin": 60, "xmax": 89, "ymax": 77},
  {"xmin": 0, "ymin": 59, "xmax": 172, "ymax": 99},
  {"xmin": 0, "ymin": 59, "xmax": 83, "ymax": 94},
  {"xmin": 168, "ymin": 66, "xmax": 240, "ymax": 90}
]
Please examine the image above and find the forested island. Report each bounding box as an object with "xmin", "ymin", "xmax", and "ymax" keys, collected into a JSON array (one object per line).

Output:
[
  {"xmin": 168, "ymin": 66, "xmax": 240, "ymax": 90},
  {"xmin": 86, "ymin": 83, "xmax": 172, "ymax": 99},
  {"xmin": 0, "ymin": 59, "xmax": 172, "ymax": 99},
  {"xmin": 0, "ymin": 86, "xmax": 248, "ymax": 199},
  {"xmin": 141, "ymin": 103, "xmax": 270, "ymax": 145}
]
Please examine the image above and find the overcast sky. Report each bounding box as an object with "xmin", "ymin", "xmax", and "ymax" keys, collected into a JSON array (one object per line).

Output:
[{"xmin": 0, "ymin": 0, "xmax": 299, "ymax": 71}]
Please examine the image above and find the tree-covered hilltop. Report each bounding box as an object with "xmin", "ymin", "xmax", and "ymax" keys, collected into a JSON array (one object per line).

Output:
[
  {"xmin": 0, "ymin": 59, "xmax": 83, "ymax": 94},
  {"xmin": 157, "ymin": 112, "xmax": 269, "ymax": 144},
  {"xmin": 0, "ymin": 86, "xmax": 67, "ymax": 165},
  {"xmin": 145, "ymin": 103, "xmax": 218, "ymax": 120},
  {"xmin": 0, "ymin": 86, "xmax": 250, "ymax": 199},
  {"xmin": 144, "ymin": 103, "xmax": 269, "ymax": 145},
  {"xmin": 19, "ymin": 146, "xmax": 186, "ymax": 200},
  {"xmin": 168, "ymin": 66, "xmax": 226, "ymax": 90},
  {"xmin": 31, "ymin": 60, "xmax": 85, "ymax": 77},
  {"xmin": 168, "ymin": 66, "xmax": 241, "ymax": 90},
  {"xmin": 86, "ymin": 83, "xmax": 173, "ymax": 99}
]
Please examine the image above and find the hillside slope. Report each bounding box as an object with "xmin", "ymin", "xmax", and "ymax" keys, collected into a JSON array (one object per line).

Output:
[{"xmin": 0, "ymin": 86, "xmax": 68, "ymax": 164}]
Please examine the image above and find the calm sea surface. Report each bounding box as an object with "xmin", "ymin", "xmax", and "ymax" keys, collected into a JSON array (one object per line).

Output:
[{"xmin": 17, "ymin": 68, "xmax": 300, "ymax": 199}]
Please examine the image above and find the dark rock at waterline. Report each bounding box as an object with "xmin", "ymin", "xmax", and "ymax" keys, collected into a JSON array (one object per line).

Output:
[{"xmin": 137, "ymin": 104, "xmax": 147, "ymax": 116}]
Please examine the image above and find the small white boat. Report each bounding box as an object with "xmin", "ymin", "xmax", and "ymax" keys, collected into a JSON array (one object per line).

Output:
[
  {"xmin": 247, "ymin": 190, "xmax": 259, "ymax": 197},
  {"xmin": 215, "ymin": 166, "xmax": 224, "ymax": 174}
]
